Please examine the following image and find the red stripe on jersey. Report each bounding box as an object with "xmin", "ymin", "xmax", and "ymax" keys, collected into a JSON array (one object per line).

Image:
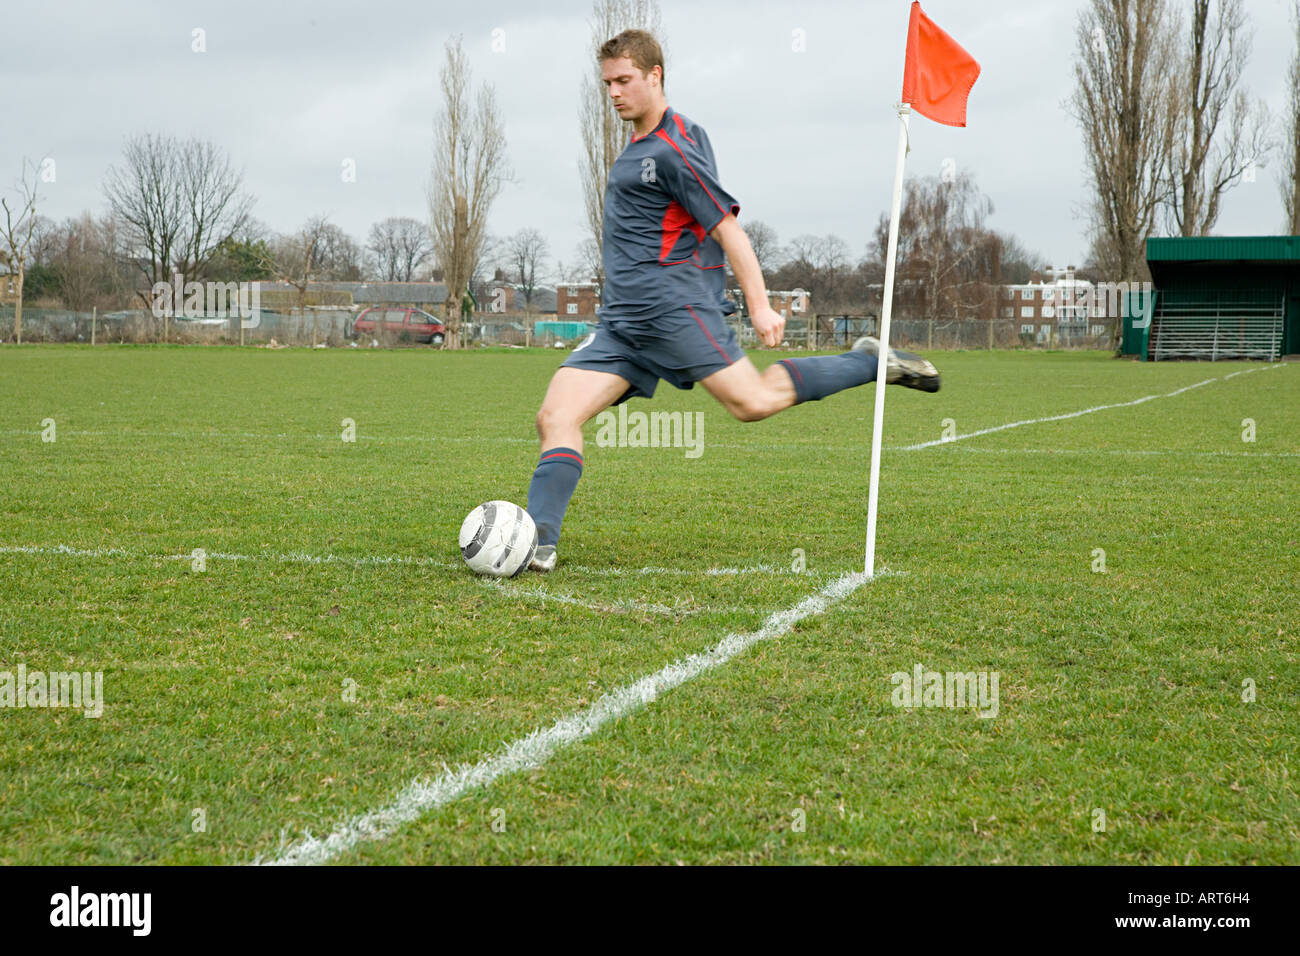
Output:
[
  {"xmin": 655, "ymin": 129, "xmax": 727, "ymax": 221},
  {"xmin": 659, "ymin": 200, "xmax": 706, "ymax": 262},
  {"xmin": 672, "ymin": 112, "xmax": 697, "ymax": 145}
]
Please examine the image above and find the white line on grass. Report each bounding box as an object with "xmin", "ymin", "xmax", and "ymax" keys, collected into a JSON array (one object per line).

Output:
[
  {"xmin": 0, "ymin": 543, "xmax": 805, "ymax": 579},
  {"xmin": 478, "ymin": 578, "xmax": 748, "ymax": 617},
  {"xmin": 902, "ymin": 364, "xmax": 1285, "ymax": 451},
  {"xmin": 254, "ymin": 568, "xmax": 875, "ymax": 866},
  {"xmin": 481, "ymin": 574, "xmax": 858, "ymax": 617},
  {"xmin": 168, "ymin": 550, "xmax": 796, "ymax": 578},
  {"xmin": 0, "ymin": 543, "xmax": 137, "ymax": 559},
  {"xmin": 0, "ymin": 428, "xmax": 535, "ymax": 444},
  {"xmin": 924, "ymin": 447, "xmax": 1300, "ymax": 460}
]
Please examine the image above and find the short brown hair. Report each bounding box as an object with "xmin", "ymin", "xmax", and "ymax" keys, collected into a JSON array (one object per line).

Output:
[{"xmin": 599, "ymin": 29, "xmax": 665, "ymax": 91}]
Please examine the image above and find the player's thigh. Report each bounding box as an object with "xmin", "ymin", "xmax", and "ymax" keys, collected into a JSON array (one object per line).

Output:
[
  {"xmin": 538, "ymin": 366, "xmax": 631, "ymax": 427},
  {"xmin": 697, "ymin": 356, "xmax": 787, "ymax": 420}
]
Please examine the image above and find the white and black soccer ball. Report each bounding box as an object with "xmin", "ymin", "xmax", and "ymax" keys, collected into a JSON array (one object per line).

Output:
[{"xmin": 458, "ymin": 500, "xmax": 538, "ymax": 577}]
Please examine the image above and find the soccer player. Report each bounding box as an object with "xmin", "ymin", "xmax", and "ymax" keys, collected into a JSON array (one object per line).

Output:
[{"xmin": 525, "ymin": 29, "xmax": 940, "ymax": 572}]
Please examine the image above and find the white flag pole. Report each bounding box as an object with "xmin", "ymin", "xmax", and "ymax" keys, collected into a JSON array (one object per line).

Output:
[{"xmin": 864, "ymin": 102, "xmax": 911, "ymax": 577}]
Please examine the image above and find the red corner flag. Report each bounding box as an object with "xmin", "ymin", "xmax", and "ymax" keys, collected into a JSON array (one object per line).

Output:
[{"xmin": 901, "ymin": 2, "xmax": 980, "ymax": 127}]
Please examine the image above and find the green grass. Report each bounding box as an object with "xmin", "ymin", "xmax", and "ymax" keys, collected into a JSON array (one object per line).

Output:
[{"xmin": 0, "ymin": 344, "xmax": 1296, "ymax": 864}]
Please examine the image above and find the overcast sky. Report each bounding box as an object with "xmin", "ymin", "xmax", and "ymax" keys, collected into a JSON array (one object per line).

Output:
[{"xmin": 6, "ymin": 0, "xmax": 1298, "ymax": 277}]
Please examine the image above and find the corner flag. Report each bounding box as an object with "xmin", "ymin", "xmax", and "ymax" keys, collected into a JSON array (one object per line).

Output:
[
  {"xmin": 864, "ymin": 3, "xmax": 980, "ymax": 576},
  {"xmin": 901, "ymin": 1, "xmax": 982, "ymax": 127}
]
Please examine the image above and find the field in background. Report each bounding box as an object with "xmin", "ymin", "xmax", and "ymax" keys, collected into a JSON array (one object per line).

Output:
[
  {"xmin": 0, "ymin": 345, "xmax": 1296, "ymax": 864},
  {"xmin": 1, "ymin": 305, "xmax": 1114, "ymax": 352}
]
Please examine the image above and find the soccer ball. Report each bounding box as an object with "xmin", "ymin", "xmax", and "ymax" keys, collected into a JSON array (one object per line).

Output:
[{"xmin": 459, "ymin": 500, "xmax": 538, "ymax": 577}]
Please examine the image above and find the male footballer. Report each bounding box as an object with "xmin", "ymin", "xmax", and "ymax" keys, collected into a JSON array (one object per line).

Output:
[{"xmin": 525, "ymin": 29, "xmax": 940, "ymax": 572}]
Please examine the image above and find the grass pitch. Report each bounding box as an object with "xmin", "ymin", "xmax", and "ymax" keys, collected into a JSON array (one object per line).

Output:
[{"xmin": 0, "ymin": 344, "xmax": 1296, "ymax": 864}]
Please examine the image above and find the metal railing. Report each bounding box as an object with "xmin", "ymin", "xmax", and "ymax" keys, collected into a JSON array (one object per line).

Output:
[{"xmin": 1150, "ymin": 296, "xmax": 1284, "ymax": 361}]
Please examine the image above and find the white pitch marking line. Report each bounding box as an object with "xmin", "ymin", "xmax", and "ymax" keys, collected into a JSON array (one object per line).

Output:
[
  {"xmin": 0, "ymin": 544, "xmax": 810, "ymax": 580},
  {"xmin": 926, "ymin": 447, "xmax": 1300, "ymax": 459},
  {"xmin": 0, "ymin": 427, "xmax": 533, "ymax": 444},
  {"xmin": 902, "ymin": 365, "xmax": 1285, "ymax": 451},
  {"xmin": 171, "ymin": 551, "xmax": 798, "ymax": 578},
  {"xmin": 1223, "ymin": 364, "xmax": 1282, "ymax": 380},
  {"xmin": 254, "ymin": 569, "xmax": 878, "ymax": 866},
  {"xmin": 478, "ymin": 578, "xmax": 752, "ymax": 618},
  {"xmin": 0, "ymin": 543, "xmax": 137, "ymax": 559}
]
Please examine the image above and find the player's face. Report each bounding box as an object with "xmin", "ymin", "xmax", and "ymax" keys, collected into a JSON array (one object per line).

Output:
[{"xmin": 602, "ymin": 56, "xmax": 661, "ymax": 123}]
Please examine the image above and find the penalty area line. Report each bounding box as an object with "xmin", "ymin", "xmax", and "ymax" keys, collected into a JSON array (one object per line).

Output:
[
  {"xmin": 900, "ymin": 365, "xmax": 1285, "ymax": 451},
  {"xmin": 255, "ymin": 568, "xmax": 883, "ymax": 866}
]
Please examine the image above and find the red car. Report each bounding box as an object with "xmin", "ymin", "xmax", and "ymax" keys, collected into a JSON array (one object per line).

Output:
[{"xmin": 352, "ymin": 308, "xmax": 446, "ymax": 345}]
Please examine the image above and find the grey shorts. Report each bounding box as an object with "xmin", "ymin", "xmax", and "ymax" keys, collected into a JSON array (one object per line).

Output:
[{"xmin": 561, "ymin": 306, "xmax": 746, "ymax": 404}]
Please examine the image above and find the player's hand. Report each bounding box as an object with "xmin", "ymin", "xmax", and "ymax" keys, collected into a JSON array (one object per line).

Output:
[{"xmin": 749, "ymin": 306, "xmax": 785, "ymax": 348}]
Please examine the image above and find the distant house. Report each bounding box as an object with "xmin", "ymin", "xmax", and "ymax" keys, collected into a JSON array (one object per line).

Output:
[
  {"xmin": 999, "ymin": 269, "xmax": 1109, "ymax": 342},
  {"xmin": 767, "ymin": 289, "xmax": 811, "ymax": 317},
  {"xmin": 730, "ymin": 288, "xmax": 813, "ymax": 318},
  {"xmin": 556, "ymin": 281, "xmax": 600, "ymax": 317},
  {"xmin": 476, "ymin": 283, "xmax": 523, "ymax": 313},
  {"xmin": 471, "ymin": 280, "xmax": 560, "ymax": 315}
]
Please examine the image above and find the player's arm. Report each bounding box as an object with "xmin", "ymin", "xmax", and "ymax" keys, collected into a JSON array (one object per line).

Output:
[{"xmin": 709, "ymin": 214, "xmax": 785, "ymax": 348}]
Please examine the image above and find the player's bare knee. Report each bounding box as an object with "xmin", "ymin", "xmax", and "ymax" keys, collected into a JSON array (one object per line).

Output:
[
  {"xmin": 535, "ymin": 404, "xmax": 557, "ymax": 439},
  {"xmin": 536, "ymin": 403, "xmax": 575, "ymax": 439},
  {"xmin": 728, "ymin": 394, "xmax": 774, "ymax": 423}
]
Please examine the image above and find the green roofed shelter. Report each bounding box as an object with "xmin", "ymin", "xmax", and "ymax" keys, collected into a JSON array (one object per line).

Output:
[{"xmin": 1122, "ymin": 236, "xmax": 1300, "ymax": 361}]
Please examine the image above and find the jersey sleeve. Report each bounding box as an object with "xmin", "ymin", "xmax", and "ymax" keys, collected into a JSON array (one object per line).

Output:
[{"xmin": 659, "ymin": 130, "xmax": 740, "ymax": 235}]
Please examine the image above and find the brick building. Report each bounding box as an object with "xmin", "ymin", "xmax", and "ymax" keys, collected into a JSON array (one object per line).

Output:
[
  {"xmin": 998, "ymin": 269, "xmax": 1111, "ymax": 341},
  {"xmin": 556, "ymin": 281, "xmax": 600, "ymax": 317}
]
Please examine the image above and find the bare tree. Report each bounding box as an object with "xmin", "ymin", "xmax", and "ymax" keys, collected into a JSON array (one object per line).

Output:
[
  {"xmin": 575, "ymin": 238, "xmax": 602, "ymax": 283},
  {"xmin": 775, "ymin": 234, "xmax": 854, "ymax": 312},
  {"xmin": 1284, "ymin": 2, "xmax": 1300, "ymax": 233},
  {"xmin": 272, "ymin": 215, "xmax": 331, "ymax": 345},
  {"xmin": 995, "ymin": 232, "xmax": 1047, "ymax": 285},
  {"xmin": 366, "ymin": 217, "xmax": 432, "ymax": 281},
  {"xmin": 1165, "ymin": 0, "xmax": 1273, "ymax": 235},
  {"xmin": 740, "ymin": 220, "xmax": 783, "ymax": 276},
  {"xmin": 723, "ymin": 220, "xmax": 781, "ymax": 308},
  {"xmin": 103, "ymin": 134, "xmax": 253, "ymax": 310},
  {"xmin": 1, "ymin": 157, "xmax": 45, "ymax": 344},
  {"xmin": 506, "ymin": 227, "xmax": 549, "ymax": 311},
  {"xmin": 51, "ymin": 213, "xmax": 112, "ymax": 313},
  {"xmin": 469, "ymin": 234, "xmax": 505, "ymax": 309},
  {"xmin": 1071, "ymin": 0, "xmax": 1179, "ymax": 297},
  {"xmin": 429, "ymin": 37, "xmax": 511, "ymax": 350},
  {"xmin": 579, "ymin": 0, "xmax": 665, "ymax": 278},
  {"xmin": 870, "ymin": 172, "xmax": 997, "ymax": 323},
  {"xmin": 26, "ymin": 214, "xmax": 61, "ymax": 268},
  {"xmin": 312, "ymin": 223, "xmax": 363, "ymax": 281}
]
